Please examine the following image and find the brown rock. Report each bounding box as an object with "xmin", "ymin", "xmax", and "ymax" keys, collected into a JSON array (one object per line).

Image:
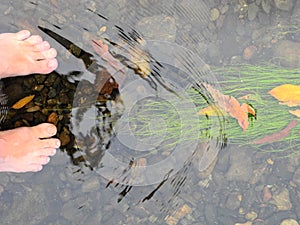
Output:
[
  {"xmin": 59, "ymin": 127, "xmax": 71, "ymax": 146},
  {"xmin": 47, "ymin": 112, "xmax": 59, "ymax": 126},
  {"xmin": 243, "ymin": 45, "xmax": 258, "ymax": 60}
]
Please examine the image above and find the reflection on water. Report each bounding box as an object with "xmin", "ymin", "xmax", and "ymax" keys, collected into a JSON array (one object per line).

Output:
[
  {"xmin": 38, "ymin": 22, "xmax": 226, "ymax": 186},
  {"xmin": 1, "ymin": 0, "xmax": 300, "ymax": 224}
]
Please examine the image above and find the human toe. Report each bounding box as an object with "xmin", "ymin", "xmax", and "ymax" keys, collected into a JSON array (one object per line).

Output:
[
  {"xmin": 15, "ymin": 30, "xmax": 31, "ymax": 41},
  {"xmin": 40, "ymin": 138, "xmax": 61, "ymax": 149},
  {"xmin": 32, "ymin": 47, "xmax": 57, "ymax": 60},
  {"xmin": 37, "ymin": 156, "xmax": 51, "ymax": 165},
  {"xmin": 42, "ymin": 48, "xmax": 57, "ymax": 59},
  {"xmin": 28, "ymin": 164, "xmax": 43, "ymax": 172},
  {"xmin": 27, "ymin": 57, "xmax": 58, "ymax": 74},
  {"xmin": 35, "ymin": 41, "xmax": 50, "ymax": 51},
  {"xmin": 33, "ymin": 123, "xmax": 57, "ymax": 138},
  {"xmin": 26, "ymin": 35, "xmax": 43, "ymax": 45},
  {"xmin": 47, "ymin": 58, "xmax": 58, "ymax": 70}
]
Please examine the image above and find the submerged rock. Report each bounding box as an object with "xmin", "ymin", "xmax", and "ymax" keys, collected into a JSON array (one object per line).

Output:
[
  {"xmin": 136, "ymin": 14, "xmax": 176, "ymax": 41},
  {"xmin": 225, "ymin": 148, "xmax": 253, "ymax": 182},
  {"xmin": 274, "ymin": 0, "xmax": 295, "ymax": 11},
  {"xmin": 273, "ymin": 40, "xmax": 300, "ymax": 68}
]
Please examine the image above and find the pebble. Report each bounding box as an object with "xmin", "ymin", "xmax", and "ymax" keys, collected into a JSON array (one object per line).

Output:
[
  {"xmin": 245, "ymin": 211, "xmax": 258, "ymax": 221},
  {"xmin": 225, "ymin": 149, "xmax": 253, "ymax": 182},
  {"xmin": 81, "ymin": 177, "xmax": 100, "ymax": 193},
  {"xmin": 225, "ymin": 192, "xmax": 241, "ymax": 210},
  {"xmin": 274, "ymin": 0, "xmax": 295, "ymax": 11},
  {"xmin": 235, "ymin": 222, "xmax": 252, "ymax": 225},
  {"xmin": 0, "ymin": 185, "xmax": 4, "ymax": 196},
  {"xmin": 243, "ymin": 45, "xmax": 258, "ymax": 60},
  {"xmin": 247, "ymin": 3, "xmax": 259, "ymax": 21},
  {"xmin": 270, "ymin": 187, "xmax": 292, "ymax": 211},
  {"xmin": 280, "ymin": 219, "xmax": 299, "ymax": 225},
  {"xmin": 33, "ymin": 84, "xmax": 44, "ymax": 91},
  {"xmin": 261, "ymin": 0, "xmax": 271, "ymax": 14},
  {"xmin": 47, "ymin": 112, "xmax": 59, "ymax": 125},
  {"xmin": 273, "ymin": 40, "xmax": 300, "ymax": 67},
  {"xmin": 59, "ymin": 188, "xmax": 73, "ymax": 202},
  {"xmin": 292, "ymin": 167, "xmax": 300, "ymax": 187},
  {"xmin": 136, "ymin": 15, "xmax": 176, "ymax": 41},
  {"xmin": 59, "ymin": 127, "xmax": 71, "ymax": 146},
  {"xmin": 210, "ymin": 8, "xmax": 220, "ymax": 21},
  {"xmin": 61, "ymin": 197, "xmax": 89, "ymax": 221}
]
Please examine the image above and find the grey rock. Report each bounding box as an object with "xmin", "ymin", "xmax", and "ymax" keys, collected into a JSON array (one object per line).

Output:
[
  {"xmin": 136, "ymin": 14, "xmax": 177, "ymax": 42},
  {"xmin": 225, "ymin": 148, "xmax": 253, "ymax": 182},
  {"xmin": 81, "ymin": 177, "xmax": 100, "ymax": 193},
  {"xmin": 248, "ymin": 3, "xmax": 259, "ymax": 21},
  {"xmin": 274, "ymin": 0, "xmax": 295, "ymax": 11}
]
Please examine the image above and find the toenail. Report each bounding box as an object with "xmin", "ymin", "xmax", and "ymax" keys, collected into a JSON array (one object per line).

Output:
[
  {"xmin": 47, "ymin": 125, "xmax": 56, "ymax": 135},
  {"xmin": 56, "ymin": 140, "xmax": 61, "ymax": 147}
]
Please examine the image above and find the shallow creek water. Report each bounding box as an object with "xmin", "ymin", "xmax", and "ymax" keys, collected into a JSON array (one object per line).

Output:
[{"xmin": 1, "ymin": 1, "xmax": 300, "ymax": 225}]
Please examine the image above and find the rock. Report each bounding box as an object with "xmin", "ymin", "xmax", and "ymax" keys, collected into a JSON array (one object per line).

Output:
[
  {"xmin": 59, "ymin": 188, "xmax": 73, "ymax": 202},
  {"xmin": 273, "ymin": 40, "xmax": 300, "ymax": 68},
  {"xmin": 225, "ymin": 148, "xmax": 253, "ymax": 182},
  {"xmin": 245, "ymin": 211, "xmax": 257, "ymax": 221},
  {"xmin": 26, "ymin": 105, "xmax": 41, "ymax": 113},
  {"xmin": 247, "ymin": 3, "xmax": 259, "ymax": 21},
  {"xmin": 59, "ymin": 92, "xmax": 69, "ymax": 104},
  {"xmin": 47, "ymin": 112, "xmax": 59, "ymax": 126},
  {"xmin": 261, "ymin": 0, "xmax": 271, "ymax": 14},
  {"xmin": 136, "ymin": 15, "xmax": 176, "ymax": 42},
  {"xmin": 235, "ymin": 221, "xmax": 252, "ymax": 225},
  {"xmin": 274, "ymin": 0, "xmax": 295, "ymax": 11},
  {"xmin": 210, "ymin": 8, "xmax": 220, "ymax": 21},
  {"xmin": 225, "ymin": 192, "xmax": 241, "ymax": 210},
  {"xmin": 292, "ymin": 167, "xmax": 300, "ymax": 187},
  {"xmin": 59, "ymin": 127, "xmax": 71, "ymax": 146},
  {"xmin": 280, "ymin": 219, "xmax": 299, "ymax": 225},
  {"xmin": 270, "ymin": 187, "xmax": 292, "ymax": 211},
  {"xmin": 81, "ymin": 177, "xmax": 100, "ymax": 193},
  {"xmin": 33, "ymin": 84, "xmax": 44, "ymax": 91},
  {"xmin": 61, "ymin": 196, "xmax": 89, "ymax": 221},
  {"xmin": 0, "ymin": 184, "xmax": 4, "ymax": 196},
  {"xmin": 243, "ymin": 45, "xmax": 258, "ymax": 60},
  {"xmin": 47, "ymin": 88, "xmax": 57, "ymax": 98}
]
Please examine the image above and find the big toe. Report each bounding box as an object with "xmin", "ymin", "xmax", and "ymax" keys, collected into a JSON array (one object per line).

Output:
[
  {"xmin": 33, "ymin": 123, "xmax": 57, "ymax": 138},
  {"xmin": 26, "ymin": 35, "xmax": 43, "ymax": 45},
  {"xmin": 15, "ymin": 30, "xmax": 31, "ymax": 41}
]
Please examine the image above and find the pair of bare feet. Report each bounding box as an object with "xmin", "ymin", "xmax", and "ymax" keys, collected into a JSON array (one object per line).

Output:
[{"xmin": 0, "ymin": 30, "xmax": 60, "ymax": 173}]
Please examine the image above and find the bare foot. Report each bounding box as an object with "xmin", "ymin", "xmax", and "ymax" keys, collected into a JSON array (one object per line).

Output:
[
  {"xmin": 0, "ymin": 30, "xmax": 58, "ymax": 78},
  {"xmin": 0, "ymin": 123, "xmax": 60, "ymax": 172}
]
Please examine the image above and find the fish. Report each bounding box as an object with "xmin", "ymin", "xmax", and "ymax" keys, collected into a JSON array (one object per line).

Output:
[{"xmin": 251, "ymin": 119, "xmax": 298, "ymax": 144}]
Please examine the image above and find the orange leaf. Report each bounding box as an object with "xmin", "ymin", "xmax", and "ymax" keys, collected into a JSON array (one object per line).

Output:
[
  {"xmin": 202, "ymin": 83, "xmax": 250, "ymax": 131},
  {"xmin": 198, "ymin": 104, "xmax": 226, "ymax": 116},
  {"xmin": 269, "ymin": 84, "xmax": 300, "ymax": 106},
  {"xmin": 289, "ymin": 109, "xmax": 300, "ymax": 117},
  {"xmin": 12, "ymin": 95, "xmax": 35, "ymax": 109}
]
